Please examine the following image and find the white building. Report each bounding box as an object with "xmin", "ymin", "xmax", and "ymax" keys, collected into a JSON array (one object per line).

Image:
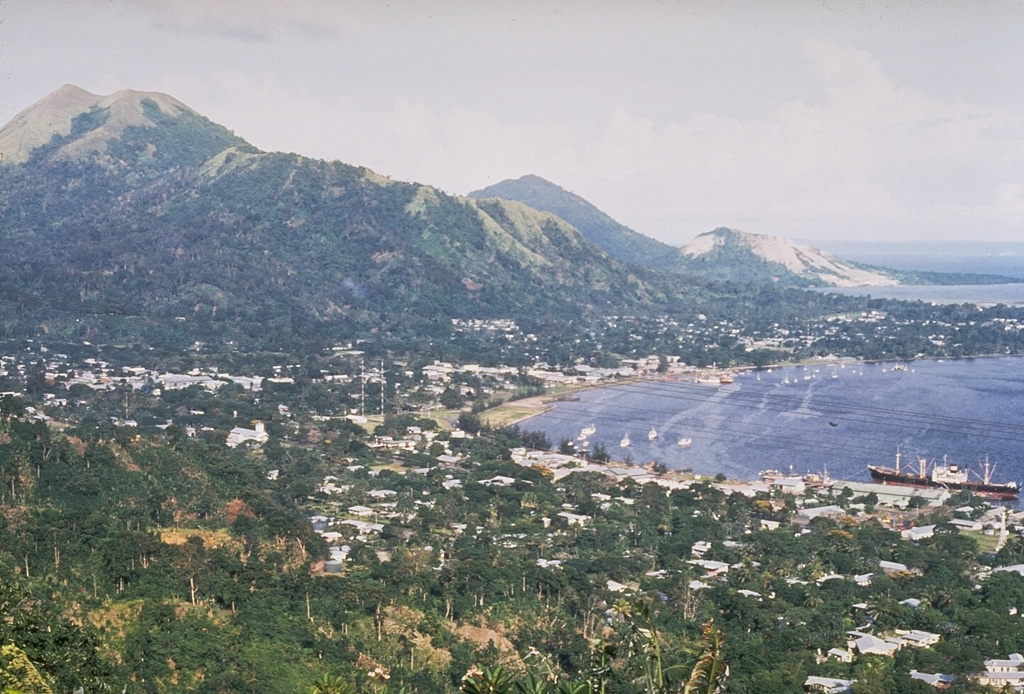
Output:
[{"xmin": 226, "ymin": 421, "xmax": 268, "ymax": 447}]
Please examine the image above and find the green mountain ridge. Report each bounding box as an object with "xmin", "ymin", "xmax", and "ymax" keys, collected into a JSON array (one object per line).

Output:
[
  {"xmin": 468, "ymin": 174, "xmax": 677, "ymax": 267},
  {"xmin": 0, "ymin": 86, "xmax": 679, "ymax": 348},
  {"xmin": 467, "ymin": 177, "xmax": 1022, "ymax": 288}
]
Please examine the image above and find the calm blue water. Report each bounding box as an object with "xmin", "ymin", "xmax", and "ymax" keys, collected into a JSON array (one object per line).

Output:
[{"xmin": 522, "ymin": 357, "xmax": 1024, "ymax": 487}]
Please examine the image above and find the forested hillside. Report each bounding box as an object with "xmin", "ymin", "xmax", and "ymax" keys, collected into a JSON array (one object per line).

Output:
[
  {"xmin": 468, "ymin": 175, "xmax": 677, "ymax": 267},
  {"xmin": 0, "ymin": 87, "xmax": 679, "ymax": 350},
  {"xmin": 4, "ymin": 407, "xmax": 1024, "ymax": 693}
]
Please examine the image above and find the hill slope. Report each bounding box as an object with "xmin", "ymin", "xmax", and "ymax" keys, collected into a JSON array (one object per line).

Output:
[
  {"xmin": 468, "ymin": 175, "xmax": 676, "ymax": 267},
  {"xmin": 0, "ymin": 86, "xmax": 672, "ymax": 347},
  {"xmin": 674, "ymin": 227, "xmax": 900, "ymax": 287}
]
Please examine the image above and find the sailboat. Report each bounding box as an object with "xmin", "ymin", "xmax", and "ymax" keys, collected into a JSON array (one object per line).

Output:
[
  {"xmin": 620, "ymin": 433, "xmax": 631, "ymax": 448},
  {"xmin": 648, "ymin": 428, "xmax": 658, "ymax": 441}
]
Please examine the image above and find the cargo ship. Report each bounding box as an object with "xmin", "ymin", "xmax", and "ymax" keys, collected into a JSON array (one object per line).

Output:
[{"xmin": 868, "ymin": 450, "xmax": 1019, "ymax": 501}]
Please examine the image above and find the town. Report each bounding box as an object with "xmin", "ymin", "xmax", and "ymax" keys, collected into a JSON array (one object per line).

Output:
[{"xmin": 4, "ymin": 318, "xmax": 1024, "ymax": 692}]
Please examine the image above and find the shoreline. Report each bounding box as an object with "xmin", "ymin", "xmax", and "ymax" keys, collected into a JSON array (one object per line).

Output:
[
  {"xmin": 479, "ymin": 354, "xmax": 1024, "ymax": 488},
  {"xmin": 482, "ymin": 353, "xmax": 1024, "ymax": 430}
]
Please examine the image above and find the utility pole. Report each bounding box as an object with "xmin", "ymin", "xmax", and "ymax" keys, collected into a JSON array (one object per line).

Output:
[{"xmin": 359, "ymin": 358, "xmax": 365, "ymax": 416}]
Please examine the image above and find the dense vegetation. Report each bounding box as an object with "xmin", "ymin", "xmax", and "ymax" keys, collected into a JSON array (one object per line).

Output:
[
  {"xmin": 3, "ymin": 406, "xmax": 1024, "ymax": 692},
  {"xmin": 468, "ymin": 175, "xmax": 676, "ymax": 268}
]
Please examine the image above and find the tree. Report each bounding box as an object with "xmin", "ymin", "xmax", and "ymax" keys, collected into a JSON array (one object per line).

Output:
[
  {"xmin": 458, "ymin": 412, "xmax": 482, "ymax": 435},
  {"xmin": 682, "ymin": 621, "xmax": 728, "ymax": 694},
  {"xmin": 311, "ymin": 673, "xmax": 354, "ymax": 694},
  {"xmin": 440, "ymin": 387, "xmax": 465, "ymax": 410}
]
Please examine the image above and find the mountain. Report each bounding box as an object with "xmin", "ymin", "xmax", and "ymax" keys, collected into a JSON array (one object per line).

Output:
[
  {"xmin": 0, "ymin": 86, "xmax": 676, "ymax": 348},
  {"xmin": 0, "ymin": 84, "xmax": 248, "ymax": 167},
  {"xmin": 468, "ymin": 175, "xmax": 676, "ymax": 267},
  {"xmin": 672, "ymin": 227, "xmax": 901, "ymax": 287}
]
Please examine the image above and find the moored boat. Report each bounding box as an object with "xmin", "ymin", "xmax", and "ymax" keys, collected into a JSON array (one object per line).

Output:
[{"xmin": 868, "ymin": 450, "xmax": 1018, "ymax": 500}]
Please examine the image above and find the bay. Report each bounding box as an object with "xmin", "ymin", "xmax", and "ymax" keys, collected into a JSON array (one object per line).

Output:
[{"xmin": 521, "ymin": 357, "xmax": 1024, "ymax": 489}]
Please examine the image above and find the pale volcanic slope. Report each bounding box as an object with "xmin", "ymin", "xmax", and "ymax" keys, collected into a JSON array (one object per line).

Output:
[{"xmin": 681, "ymin": 227, "xmax": 899, "ymax": 287}]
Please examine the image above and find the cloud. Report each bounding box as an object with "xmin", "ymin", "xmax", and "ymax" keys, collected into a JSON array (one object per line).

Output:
[
  {"xmin": 151, "ymin": 34, "xmax": 1022, "ymax": 244},
  {"xmin": 139, "ymin": 0, "xmax": 342, "ymax": 42}
]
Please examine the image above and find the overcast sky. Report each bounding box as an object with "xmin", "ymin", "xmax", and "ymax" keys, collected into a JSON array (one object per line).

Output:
[{"xmin": 2, "ymin": 0, "xmax": 1022, "ymax": 246}]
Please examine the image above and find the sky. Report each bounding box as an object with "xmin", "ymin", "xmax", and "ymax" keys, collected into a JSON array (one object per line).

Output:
[{"xmin": 2, "ymin": 0, "xmax": 1023, "ymax": 246}]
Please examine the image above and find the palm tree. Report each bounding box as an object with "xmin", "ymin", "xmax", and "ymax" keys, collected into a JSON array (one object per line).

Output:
[
  {"xmin": 311, "ymin": 673, "xmax": 353, "ymax": 694},
  {"xmin": 683, "ymin": 621, "xmax": 728, "ymax": 694},
  {"xmin": 461, "ymin": 666, "xmax": 514, "ymax": 694},
  {"xmin": 803, "ymin": 590, "xmax": 825, "ymax": 609}
]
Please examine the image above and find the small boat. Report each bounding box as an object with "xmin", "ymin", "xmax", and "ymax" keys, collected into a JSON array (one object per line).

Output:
[
  {"xmin": 581, "ymin": 423, "xmax": 597, "ymax": 437},
  {"xmin": 648, "ymin": 428, "xmax": 657, "ymax": 441},
  {"xmin": 620, "ymin": 433, "xmax": 631, "ymax": 448},
  {"xmin": 719, "ymin": 375, "xmax": 734, "ymax": 385},
  {"xmin": 678, "ymin": 437, "xmax": 692, "ymax": 447}
]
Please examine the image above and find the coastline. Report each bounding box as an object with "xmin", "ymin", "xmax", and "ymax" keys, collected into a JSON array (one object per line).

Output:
[
  {"xmin": 491, "ymin": 355, "xmax": 1024, "ymax": 488},
  {"xmin": 481, "ymin": 353, "xmax": 1024, "ymax": 431}
]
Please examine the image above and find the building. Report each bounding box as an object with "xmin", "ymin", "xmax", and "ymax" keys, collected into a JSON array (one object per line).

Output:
[
  {"xmin": 226, "ymin": 421, "xmax": 268, "ymax": 448},
  {"xmin": 976, "ymin": 653, "xmax": 1024, "ymax": 691},
  {"xmin": 829, "ymin": 480, "xmax": 949, "ymax": 508},
  {"xmin": 804, "ymin": 676, "xmax": 854, "ymax": 693}
]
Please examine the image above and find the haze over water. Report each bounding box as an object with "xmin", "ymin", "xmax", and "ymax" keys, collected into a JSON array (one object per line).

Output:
[{"xmin": 524, "ymin": 356, "xmax": 1024, "ymax": 489}]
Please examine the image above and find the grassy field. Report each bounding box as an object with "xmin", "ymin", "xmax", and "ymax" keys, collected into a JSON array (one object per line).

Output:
[{"xmin": 480, "ymin": 384, "xmax": 600, "ymax": 428}]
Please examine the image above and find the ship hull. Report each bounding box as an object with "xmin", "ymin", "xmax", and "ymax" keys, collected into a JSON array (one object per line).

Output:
[{"xmin": 868, "ymin": 466, "xmax": 1019, "ymax": 501}]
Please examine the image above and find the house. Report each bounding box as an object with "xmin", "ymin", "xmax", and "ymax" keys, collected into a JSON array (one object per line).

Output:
[
  {"xmin": 556, "ymin": 511, "xmax": 591, "ymax": 527},
  {"xmin": 795, "ymin": 505, "xmax": 846, "ymax": 525},
  {"xmin": 692, "ymin": 540, "xmax": 712, "ymax": 557},
  {"xmin": 992, "ymin": 564, "xmax": 1024, "ymax": 577},
  {"xmin": 902, "ymin": 525, "xmax": 936, "ymax": 542},
  {"xmin": 479, "ymin": 475, "xmax": 516, "ymax": 487},
  {"xmin": 687, "ymin": 559, "xmax": 730, "ymax": 578},
  {"xmin": 976, "ymin": 653, "xmax": 1024, "ymax": 691},
  {"xmin": 804, "ymin": 676, "xmax": 855, "ymax": 693},
  {"xmin": 847, "ymin": 631, "xmax": 900, "ymax": 657},
  {"xmin": 226, "ymin": 421, "xmax": 269, "ymax": 448},
  {"xmin": 826, "ymin": 648, "xmax": 853, "ymax": 663},
  {"xmin": 879, "ymin": 560, "xmax": 909, "ymax": 574},
  {"xmin": 909, "ymin": 670, "xmax": 955, "ymax": 688},
  {"xmin": 896, "ymin": 630, "xmax": 941, "ymax": 648},
  {"xmin": 340, "ymin": 519, "xmax": 384, "ymax": 535}
]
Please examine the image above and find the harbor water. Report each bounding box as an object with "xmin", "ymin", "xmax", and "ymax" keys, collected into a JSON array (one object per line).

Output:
[{"xmin": 521, "ymin": 356, "xmax": 1024, "ymax": 488}]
